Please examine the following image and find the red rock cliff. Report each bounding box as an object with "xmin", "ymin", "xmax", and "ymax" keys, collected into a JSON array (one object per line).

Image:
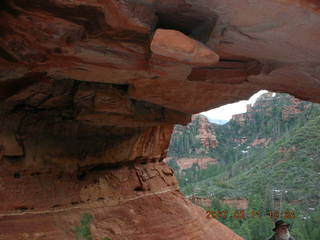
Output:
[{"xmin": 1, "ymin": 0, "xmax": 320, "ymax": 239}]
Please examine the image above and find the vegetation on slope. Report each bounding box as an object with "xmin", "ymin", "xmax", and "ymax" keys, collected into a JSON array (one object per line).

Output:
[{"xmin": 167, "ymin": 93, "xmax": 320, "ymax": 240}]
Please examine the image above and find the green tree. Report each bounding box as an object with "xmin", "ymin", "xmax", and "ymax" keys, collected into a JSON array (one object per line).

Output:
[{"xmin": 75, "ymin": 213, "xmax": 93, "ymax": 240}]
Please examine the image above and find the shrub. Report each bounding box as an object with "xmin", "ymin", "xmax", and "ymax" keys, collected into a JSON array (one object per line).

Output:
[{"xmin": 75, "ymin": 213, "xmax": 93, "ymax": 240}]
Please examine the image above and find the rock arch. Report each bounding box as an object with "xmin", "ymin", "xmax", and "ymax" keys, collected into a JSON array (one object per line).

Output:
[{"xmin": 0, "ymin": 0, "xmax": 320, "ymax": 239}]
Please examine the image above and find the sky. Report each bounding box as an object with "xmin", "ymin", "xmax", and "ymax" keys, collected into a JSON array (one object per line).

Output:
[{"xmin": 201, "ymin": 90, "xmax": 268, "ymax": 122}]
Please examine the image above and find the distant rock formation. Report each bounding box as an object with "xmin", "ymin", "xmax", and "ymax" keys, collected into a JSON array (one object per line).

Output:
[
  {"xmin": 189, "ymin": 196, "xmax": 213, "ymax": 208},
  {"xmin": 194, "ymin": 114, "xmax": 219, "ymax": 150},
  {"xmin": 168, "ymin": 93, "xmax": 311, "ymax": 172},
  {"xmin": 168, "ymin": 114, "xmax": 218, "ymax": 158},
  {"xmin": 165, "ymin": 157, "xmax": 218, "ymax": 171}
]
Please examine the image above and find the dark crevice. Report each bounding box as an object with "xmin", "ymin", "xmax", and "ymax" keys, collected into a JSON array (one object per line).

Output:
[
  {"xmin": 30, "ymin": 172, "xmax": 41, "ymax": 176},
  {"xmin": 88, "ymin": 165, "xmax": 108, "ymax": 172},
  {"xmin": 155, "ymin": 13, "xmax": 217, "ymax": 43},
  {"xmin": 14, "ymin": 172, "xmax": 21, "ymax": 178},
  {"xmin": 86, "ymin": 161, "xmax": 133, "ymax": 173},
  {"xmin": 199, "ymin": 67, "xmax": 239, "ymax": 70},
  {"xmin": 0, "ymin": 47, "xmax": 18, "ymax": 63},
  {"xmin": 4, "ymin": 155, "xmax": 24, "ymax": 161},
  {"xmin": 220, "ymin": 59, "xmax": 248, "ymax": 63},
  {"xmin": 97, "ymin": 197, "xmax": 105, "ymax": 201},
  {"xmin": 77, "ymin": 171, "xmax": 87, "ymax": 181},
  {"xmin": 0, "ymin": 72, "xmax": 46, "ymax": 101},
  {"xmin": 13, "ymin": 1, "xmax": 108, "ymax": 34},
  {"xmin": 113, "ymin": 84, "xmax": 129, "ymax": 92},
  {"xmin": 0, "ymin": 1, "xmax": 20, "ymax": 16},
  {"xmin": 15, "ymin": 206, "xmax": 28, "ymax": 211},
  {"xmin": 76, "ymin": 159, "xmax": 159, "ymax": 180},
  {"xmin": 134, "ymin": 186, "xmax": 144, "ymax": 191}
]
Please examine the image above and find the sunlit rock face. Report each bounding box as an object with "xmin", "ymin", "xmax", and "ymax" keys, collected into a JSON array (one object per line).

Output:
[{"xmin": 1, "ymin": 0, "xmax": 320, "ymax": 239}]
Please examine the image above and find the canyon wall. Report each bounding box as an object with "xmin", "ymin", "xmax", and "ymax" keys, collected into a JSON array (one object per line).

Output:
[
  {"xmin": 1, "ymin": 0, "xmax": 320, "ymax": 239},
  {"xmin": 165, "ymin": 114, "xmax": 219, "ymax": 172}
]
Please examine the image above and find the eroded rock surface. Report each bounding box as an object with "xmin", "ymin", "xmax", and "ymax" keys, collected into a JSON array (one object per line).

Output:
[{"xmin": 1, "ymin": 0, "xmax": 320, "ymax": 239}]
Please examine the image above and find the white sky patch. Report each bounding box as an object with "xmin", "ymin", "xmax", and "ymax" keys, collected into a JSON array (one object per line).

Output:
[{"xmin": 201, "ymin": 90, "xmax": 268, "ymax": 122}]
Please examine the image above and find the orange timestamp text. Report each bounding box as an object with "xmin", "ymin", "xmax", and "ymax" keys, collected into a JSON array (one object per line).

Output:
[{"xmin": 206, "ymin": 210, "xmax": 296, "ymax": 220}]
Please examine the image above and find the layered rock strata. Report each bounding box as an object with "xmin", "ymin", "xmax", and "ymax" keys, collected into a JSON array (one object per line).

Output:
[
  {"xmin": 1, "ymin": 0, "xmax": 320, "ymax": 239},
  {"xmin": 0, "ymin": 115, "xmax": 240, "ymax": 239}
]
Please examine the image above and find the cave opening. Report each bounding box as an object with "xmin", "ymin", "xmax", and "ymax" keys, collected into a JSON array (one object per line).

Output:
[
  {"xmin": 155, "ymin": 11, "xmax": 217, "ymax": 43},
  {"xmin": 166, "ymin": 90, "xmax": 320, "ymax": 240}
]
